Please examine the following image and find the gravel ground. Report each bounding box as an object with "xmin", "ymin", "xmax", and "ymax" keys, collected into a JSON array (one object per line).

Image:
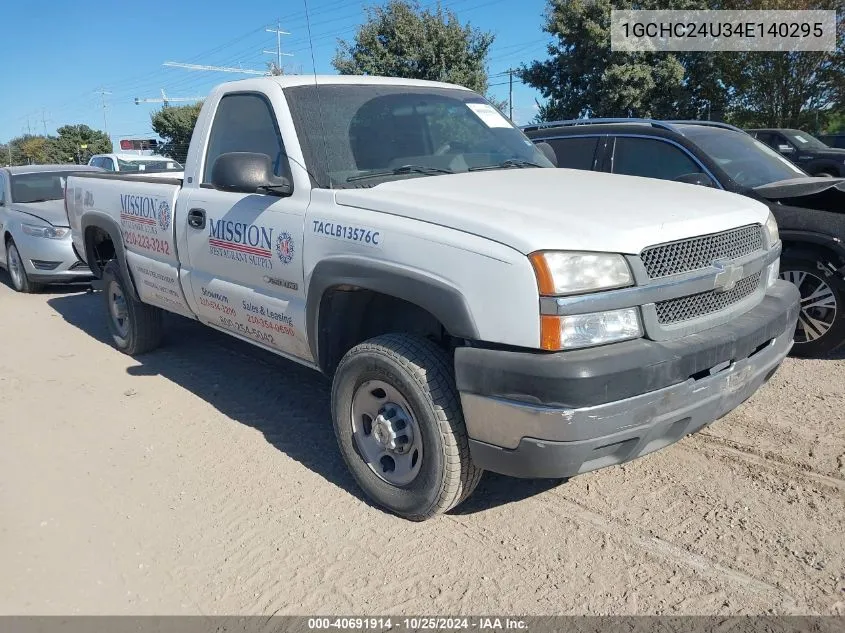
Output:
[{"xmin": 0, "ymin": 278, "xmax": 843, "ymax": 616}]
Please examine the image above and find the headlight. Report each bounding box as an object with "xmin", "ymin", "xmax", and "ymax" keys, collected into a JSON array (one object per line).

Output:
[
  {"xmin": 530, "ymin": 251, "xmax": 633, "ymax": 295},
  {"xmin": 541, "ymin": 308, "xmax": 643, "ymax": 350},
  {"xmin": 764, "ymin": 212, "xmax": 779, "ymax": 246},
  {"xmin": 21, "ymin": 224, "xmax": 70, "ymax": 239}
]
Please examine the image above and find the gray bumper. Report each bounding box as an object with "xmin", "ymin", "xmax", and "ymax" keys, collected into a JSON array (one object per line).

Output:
[
  {"xmin": 16, "ymin": 232, "xmax": 92, "ymax": 283},
  {"xmin": 457, "ymin": 280, "xmax": 800, "ymax": 479}
]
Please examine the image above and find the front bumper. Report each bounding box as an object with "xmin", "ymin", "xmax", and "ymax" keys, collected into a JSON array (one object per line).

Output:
[
  {"xmin": 16, "ymin": 232, "xmax": 93, "ymax": 283},
  {"xmin": 455, "ymin": 280, "xmax": 800, "ymax": 479}
]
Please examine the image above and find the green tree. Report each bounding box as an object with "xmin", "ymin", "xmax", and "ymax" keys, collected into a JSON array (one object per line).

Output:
[
  {"xmin": 333, "ymin": 0, "xmax": 495, "ymax": 94},
  {"xmin": 10, "ymin": 134, "xmax": 54, "ymax": 165},
  {"xmin": 150, "ymin": 102, "xmax": 203, "ymax": 163},
  {"xmin": 52, "ymin": 124, "xmax": 112, "ymax": 164},
  {"xmin": 521, "ymin": 0, "xmax": 843, "ymax": 127}
]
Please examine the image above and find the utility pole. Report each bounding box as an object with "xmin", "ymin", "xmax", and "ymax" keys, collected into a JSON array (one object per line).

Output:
[
  {"xmin": 264, "ymin": 19, "xmax": 292, "ymax": 74},
  {"xmin": 41, "ymin": 109, "xmax": 49, "ymax": 136},
  {"xmin": 97, "ymin": 87, "xmax": 111, "ymax": 135},
  {"xmin": 508, "ymin": 69, "xmax": 514, "ymax": 120}
]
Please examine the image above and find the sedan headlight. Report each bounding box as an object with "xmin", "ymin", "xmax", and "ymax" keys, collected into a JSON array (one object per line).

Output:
[
  {"xmin": 21, "ymin": 223, "xmax": 70, "ymax": 239},
  {"xmin": 541, "ymin": 308, "xmax": 643, "ymax": 350},
  {"xmin": 764, "ymin": 212, "xmax": 779, "ymax": 246},
  {"xmin": 529, "ymin": 251, "xmax": 633, "ymax": 295}
]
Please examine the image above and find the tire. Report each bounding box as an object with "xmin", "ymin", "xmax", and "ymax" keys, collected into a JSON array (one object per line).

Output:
[
  {"xmin": 331, "ymin": 333, "xmax": 482, "ymax": 520},
  {"xmin": 813, "ymin": 171, "xmax": 838, "ymax": 178},
  {"xmin": 5, "ymin": 238, "xmax": 44, "ymax": 293},
  {"xmin": 102, "ymin": 259, "xmax": 164, "ymax": 355},
  {"xmin": 780, "ymin": 257, "xmax": 845, "ymax": 358}
]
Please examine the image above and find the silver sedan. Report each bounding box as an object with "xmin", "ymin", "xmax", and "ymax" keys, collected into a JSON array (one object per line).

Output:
[{"xmin": 0, "ymin": 164, "xmax": 101, "ymax": 292}]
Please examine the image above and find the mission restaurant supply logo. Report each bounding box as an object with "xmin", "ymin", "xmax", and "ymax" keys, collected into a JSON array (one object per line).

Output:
[
  {"xmin": 120, "ymin": 193, "xmax": 168, "ymax": 235},
  {"xmin": 208, "ymin": 218, "xmax": 275, "ymax": 270},
  {"xmin": 276, "ymin": 232, "xmax": 295, "ymax": 264}
]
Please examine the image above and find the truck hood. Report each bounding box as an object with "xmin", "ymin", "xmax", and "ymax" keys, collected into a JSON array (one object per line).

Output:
[
  {"xmin": 753, "ymin": 177, "xmax": 845, "ymax": 214},
  {"xmin": 10, "ymin": 200, "xmax": 70, "ymax": 227},
  {"xmin": 335, "ymin": 169, "xmax": 771, "ymax": 255}
]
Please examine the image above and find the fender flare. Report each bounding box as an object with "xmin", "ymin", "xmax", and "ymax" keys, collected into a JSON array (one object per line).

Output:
[
  {"xmin": 305, "ymin": 256, "xmax": 480, "ymax": 364},
  {"xmin": 81, "ymin": 214, "xmax": 141, "ymax": 301}
]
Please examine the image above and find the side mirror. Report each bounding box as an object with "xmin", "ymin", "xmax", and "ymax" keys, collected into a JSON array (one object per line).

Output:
[
  {"xmin": 674, "ymin": 172, "xmax": 717, "ymax": 188},
  {"xmin": 210, "ymin": 152, "xmax": 292, "ymax": 196},
  {"xmin": 535, "ymin": 141, "xmax": 558, "ymax": 167},
  {"xmin": 777, "ymin": 144, "xmax": 794, "ymax": 154}
]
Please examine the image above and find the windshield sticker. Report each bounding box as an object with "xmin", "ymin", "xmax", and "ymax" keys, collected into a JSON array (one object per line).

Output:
[
  {"xmin": 793, "ymin": 135, "xmax": 808, "ymax": 144},
  {"xmin": 208, "ymin": 218, "xmax": 274, "ymax": 270},
  {"xmin": 466, "ymin": 103, "xmax": 511, "ymax": 128},
  {"xmin": 312, "ymin": 220, "xmax": 381, "ymax": 247}
]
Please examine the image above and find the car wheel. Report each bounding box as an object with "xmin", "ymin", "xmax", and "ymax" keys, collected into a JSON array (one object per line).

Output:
[
  {"xmin": 102, "ymin": 259, "xmax": 164, "ymax": 355},
  {"xmin": 331, "ymin": 333, "xmax": 482, "ymax": 521},
  {"xmin": 780, "ymin": 258, "xmax": 845, "ymax": 357},
  {"xmin": 814, "ymin": 171, "xmax": 837, "ymax": 178},
  {"xmin": 5, "ymin": 238, "xmax": 43, "ymax": 293}
]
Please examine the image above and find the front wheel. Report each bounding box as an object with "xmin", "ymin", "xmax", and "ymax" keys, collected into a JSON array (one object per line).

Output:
[
  {"xmin": 102, "ymin": 260, "xmax": 164, "ymax": 355},
  {"xmin": 5, "ymin": 239, "xmax": 44, "ymax": 293},
  {"xmin": 331, "ymin": 334, "xmax": 482, "ymax": 520},
  {"xmin": 780, "ymin": 258, "xmax": 845, "ymax": 357}
]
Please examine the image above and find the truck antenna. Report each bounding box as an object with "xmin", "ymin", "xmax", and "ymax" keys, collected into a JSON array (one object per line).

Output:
[{"xmin": 303, "ymin": 0, "xmax": 332, "ymax": 189}]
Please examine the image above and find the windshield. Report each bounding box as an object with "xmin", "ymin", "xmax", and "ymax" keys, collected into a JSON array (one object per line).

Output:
[
  {"xmin": 677, "ymin": 125, "xmax": 807, "ymax": 187},
  {"xmin": 284, "ymin": 84, "xmax": 553, "ymax": 188},
  {"xmin": 10, "ymin": 171, "xmax": 76, "ymax": 203},
  {"xmin": 117, "ymin": 158, "xmax": 182, "ymax": 172},
  {"xmin": 781, "ymin": 130, "xmax": 828, "ymax": 150}
]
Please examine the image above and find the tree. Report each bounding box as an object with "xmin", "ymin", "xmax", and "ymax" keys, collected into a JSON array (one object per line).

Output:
[
  {"xmin": 13, "ymin": 135, "xmax": 54, "ymax": 165},
  {"xmin": 333, "ymin": 0, "xmax": 495, "ymax": 94},
  {"xmin": 521, "ymin": 0, "xmax": 843, "ymax": 128},
  {"xmin": 52, "ymin": 124, "xmax": 112, "ymax": 164},
  {"xmin": 150, "ymin": 102, "xmax": 203, "ymax": 163}
]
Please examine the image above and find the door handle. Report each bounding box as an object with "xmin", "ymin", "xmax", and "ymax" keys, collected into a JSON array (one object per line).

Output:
[{"xmin": 187, "ymin": 208, "xmax": 206, "ymax": 229}]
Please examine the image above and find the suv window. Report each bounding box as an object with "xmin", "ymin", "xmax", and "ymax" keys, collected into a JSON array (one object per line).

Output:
[
  {"xmin": 89, "ymin": 157, "xmax": 101, "ymax": 168},
  {"xmin": 545, "ymin": 137, "xmax": 600, "ymax": 171},
  {"xmin": 101, "ymin": 157, "xmax": 115, "ymax": 171},
  {"xmin": 0, "ymin": 174, "xmax": 6, "ymax": 205},
  {"xmin": 203, "ymin": 92, "xmax": 289, "ymax": 183},
  {"xmin": 612, "ymin": 137, "xmax": 704, "ymax": 181}
]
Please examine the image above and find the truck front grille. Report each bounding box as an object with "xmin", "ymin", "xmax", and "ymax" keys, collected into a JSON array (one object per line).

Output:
[
  {"xmin": 641, "ymin": 225, "xmax": 763, "ymax": 279},
  {"xmin": 655, "ymin": 272, "xmax": 762, "ymax": 324}
]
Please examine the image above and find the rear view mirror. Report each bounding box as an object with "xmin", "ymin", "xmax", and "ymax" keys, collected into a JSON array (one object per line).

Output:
[
  {"xmin": 778, "ymin": 144, "xmax": 794, "ymax": 154},
  {"xmin": 674, "ymin": 172, "xmax": 717, "ymax": 188},
  {"xmin": 536, "ymin": 141, "xmax": 558, "ymax": 167},
  {"xmin": 211, "ymin": 152, "xmax": 292, "ymax": 196}
]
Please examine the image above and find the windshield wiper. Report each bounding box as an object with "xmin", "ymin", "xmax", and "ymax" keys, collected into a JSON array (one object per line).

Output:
[
  {"xmin": 468, "ymin": 159, "xmax": 544, "ymax": 172},
  {"xmin": 19, "ymin": 198, "xmax": 51, "ymax": 203},
  {"xmin": 347, "ymin": 164, "xmax": 454, "ymax": 183}
]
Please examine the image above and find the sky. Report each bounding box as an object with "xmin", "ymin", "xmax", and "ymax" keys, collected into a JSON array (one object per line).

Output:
[{"xmin": 0, "ymin": 0, "xmax": 552, "ymax": 147}]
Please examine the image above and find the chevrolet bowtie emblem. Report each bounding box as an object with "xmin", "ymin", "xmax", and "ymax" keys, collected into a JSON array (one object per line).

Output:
[{"xmin": 713, "ymin": 260, "xmax": 743, "ymax": 293}]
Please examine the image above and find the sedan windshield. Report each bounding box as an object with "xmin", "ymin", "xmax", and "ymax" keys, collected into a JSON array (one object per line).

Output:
[
  {"xmin": 10, "ymin": 171, "xmax": 76, "ymax": 203},
  {"xmin": 677, "ymin": 125, "xmax": 807, "ymax": 188},
  {"xmin": 284, "ymin": 84, "xmax": 553, "ymax": 188}
]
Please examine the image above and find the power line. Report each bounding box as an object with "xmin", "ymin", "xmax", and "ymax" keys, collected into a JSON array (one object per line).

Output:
[
  {"xmin": 134, "ymin": 89, "xmax": 204, "ymax": 107},
  {"xmin": 162, "ymin": 61, "xmax": 267, "ymax": 75}
]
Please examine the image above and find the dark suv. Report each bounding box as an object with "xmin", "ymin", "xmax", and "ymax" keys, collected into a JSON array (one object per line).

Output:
[
  {"xmin": 524, "ymin": 119, "xmax": 845, "ymax": 357},
  {"xmin": 819, "ymin": 133, "xmax": 845, "ymax": 150},
  {"xmin": 746, "ymin": 128, "xmax": 845, "ymax": 177}
]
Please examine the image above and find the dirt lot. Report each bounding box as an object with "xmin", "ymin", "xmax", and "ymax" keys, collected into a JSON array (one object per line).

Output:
[{"xmin": 0, "ymin": 278, "xmax": 843, "ymax": 616}]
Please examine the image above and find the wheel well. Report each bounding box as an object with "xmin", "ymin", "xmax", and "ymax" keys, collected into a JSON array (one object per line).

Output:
[
  {"xmin": 4, "ymin": 231, "xmax": 11, "ymax": 245},
  {"xmin": 317, "ymin": 287, "xmax": 451, "ymax": 374},
  {"xmin": 781, "ymin": 240, "xmax": 845, "ymax": 269},
  {"xmin": 84, "ymin": 226, "xmax": 116, "ymax": 278}
]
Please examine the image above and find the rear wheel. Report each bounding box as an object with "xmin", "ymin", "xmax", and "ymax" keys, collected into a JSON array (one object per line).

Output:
[
  {"xmin": 102, "ymin": 260, "xmax": 164, "ymax": 355},
  {"xmin": 5, "ymin": 238, "xmax": 43, "ymax": 293},
  {"xmin": 780, "ymin": 257, "xmax": 845, "ymax": 357},
  {"xmin": 331, "ymin": 333, "xmax": 482, "ymax": 520}
]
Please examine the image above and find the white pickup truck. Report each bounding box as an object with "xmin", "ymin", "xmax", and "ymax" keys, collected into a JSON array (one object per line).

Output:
[{"xmin": 65, "ymin": 75, "xmax": 800, "ymax": 520}]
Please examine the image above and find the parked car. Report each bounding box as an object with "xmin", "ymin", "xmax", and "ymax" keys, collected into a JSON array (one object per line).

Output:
[
  {"xmin": 0, "ymin": 165, "xmax": 101, "ymax": 292},
  {"xmin": 746, "ymin": 128, "xmax": 845, "ymax": 177},
  {"xmin": 66, "ymin": 76, "xmax": 798, "ymax": 519},
  {"xmin": 87, "ymin": 153, "xmax": 183, "ymax": 174},
  {"xmin": 523, "ymin": 119, "xmax": 845, "ymax": 357},
  {"xmin": 819, "ymin": 133, "xmax": 845, "ymax": 150}
]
